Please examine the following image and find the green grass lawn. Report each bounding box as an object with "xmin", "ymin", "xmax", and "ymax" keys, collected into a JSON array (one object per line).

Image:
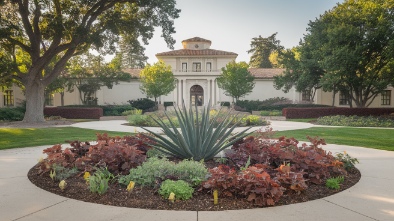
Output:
[
  {"xmin": 275, "ymin": 127, "xmax": 394, "ymax": 151},
  {"xmin": 0, "ymin": 127, "xmax": 131, "ymax": 150}
]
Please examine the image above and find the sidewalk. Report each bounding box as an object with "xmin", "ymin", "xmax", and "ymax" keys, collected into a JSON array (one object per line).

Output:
[{"xmin": 1, "ymin": 121, "xmax": 393, "ymax": 221}]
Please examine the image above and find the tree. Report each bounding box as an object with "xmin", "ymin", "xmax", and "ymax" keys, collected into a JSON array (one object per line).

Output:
[
  {"xmin": 217, "ymin": 61, "xmax": 255, "ymax": 103},
  {"xmin": 0, "ymin": 0, "xmax": 180, "ymax": 122},
  {"xmin": 139, "ymin": 60, "xmax": 176, "ymax": 104},
  {"xmin": 118, "ymin": 35, "xmax": 148, "ymax": 69},
  {"xmin": 274, "ymin": 45, "xmax": 324, "ymax": 103},
  {"xmin": 276, "ymin": 0, "xmax": 394, "ymax": 107},
  {"xmin": 247, "ymin": 33, "xmax": 283, "ymax": 68},
  {"xmin": 66, "ymin": 53, "xmax": 131, "ymax": 105}
]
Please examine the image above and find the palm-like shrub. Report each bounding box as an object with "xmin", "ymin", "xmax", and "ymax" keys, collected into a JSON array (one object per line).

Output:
[{"xmin": 142, "ymin": 101, "xmax": 252, "ymax": 161}]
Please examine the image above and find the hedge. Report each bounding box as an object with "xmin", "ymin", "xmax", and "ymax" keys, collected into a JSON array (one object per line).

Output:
[
  {"xmin": 283, "ymin": 107, "xmax": 394, "ymax": 119},
  {"xmin": 44, "ymin": 107, "xmax": 103, "ymax": 119}
]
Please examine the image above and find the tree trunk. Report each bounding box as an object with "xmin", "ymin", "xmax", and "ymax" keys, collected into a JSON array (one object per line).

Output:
[
  {"xmin": 60, "ymin": 92, "xmax": 64, "ymax": 106},
  {"xmin": 23, "ymin": 81, "xmax": 46, "ymax": 123}
]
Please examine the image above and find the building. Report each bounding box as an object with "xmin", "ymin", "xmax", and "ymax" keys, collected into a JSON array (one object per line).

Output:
[{"xmin": 1, "ymin": 37, "xmax": 393, "ymax": 108}]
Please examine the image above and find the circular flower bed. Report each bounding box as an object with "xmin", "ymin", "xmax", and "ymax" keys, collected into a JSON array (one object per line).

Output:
[{"xmin": 28, "ymin": 132, "xmax": 360, "ymax": 211}]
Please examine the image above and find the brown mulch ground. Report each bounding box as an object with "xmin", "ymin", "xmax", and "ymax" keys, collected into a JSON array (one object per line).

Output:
[{"xmin": 28, "ymin": 164, "xmax": 361, "ymax": 211}]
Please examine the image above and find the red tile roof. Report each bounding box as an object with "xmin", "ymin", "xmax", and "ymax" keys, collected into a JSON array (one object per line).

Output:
[
  {"xmin": 122, "ymin": 68, "xmax": 142, "ymax": 78},
  {"xmin": 181, "ymin": 37, "xmax": 212, "ymax": 43},
  {"xmin": 248, "ymin": 68, "xmax": 284, "ymax": 79},
  {"xmin": 156, "ymin": 49, "xmax": 238, "ymax": 57}
]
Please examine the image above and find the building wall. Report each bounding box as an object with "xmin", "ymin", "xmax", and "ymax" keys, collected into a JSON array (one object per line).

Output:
[
  {"xmin": 316, "ymin": 86, "xmax": 394, "ymax": 108},
  {"xmin": 0, "ymin": 85, "xmax": 25, "ymax": 108},
  {"xmin": 244, "ymin": 79, "xmax": 301, "ymax": 102}
]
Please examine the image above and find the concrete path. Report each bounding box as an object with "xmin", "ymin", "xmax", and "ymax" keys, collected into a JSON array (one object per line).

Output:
[{"xmin": 1, "ymin": 121, "xmax": 394, "ymax": 221}]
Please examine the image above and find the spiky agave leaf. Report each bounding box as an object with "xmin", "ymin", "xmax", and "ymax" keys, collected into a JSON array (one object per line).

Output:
[{"xmin": 142, "ymin": 100, "xmax": 252, "ymax": 161}]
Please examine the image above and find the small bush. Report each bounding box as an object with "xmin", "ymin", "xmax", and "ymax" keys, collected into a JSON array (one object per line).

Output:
[
  {"xmin": 50, "ymin": 164, "xmax": 78, "ymax": 181},
  {"xmin": 260, "ymin": 110, "xmax": 282, "ymax": 116},
  {"xmin": 317, "ymin": 115, "xmax": 394, "ymax": 127},
  {"xmin": 122, "ymin": 109, "xmax": 143, "ymax": 116},
  {"xmin": 159, "ymin": 180, "xmax": 194, "ymax": 200},
  {"xmin": 220, "ymin": 102, "xmax": 230, "ymax": 107},
  {"xmin": 0, "ymin": 107, "xmax": 24, "ymax": 121},
  {"xmin": 326, "ymin": 176, "xmax": 344, "ymax": 190},
  {"xmin": 119, "ymin": 157, "xmax": 208, "ymax": 187},
  {"xmin": 128, "ymin": 98, "xmax": 156, "ymax": 112},
  {"xmin": 241, "ymin": 115, "xmax": 264, "ymax": 126},
  {"xmin": 164, "ymin": 102, "xmax": 174, "ymax": 107},
  {"xmin": 127, "ymin": 114, "xmax": 155, "ymax": 126},
  {"xmin": 89, "ymin": 172, "xmax": 110, "ymax": 194}
]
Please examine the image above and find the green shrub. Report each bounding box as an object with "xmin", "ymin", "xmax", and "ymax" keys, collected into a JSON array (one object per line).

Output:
[
  {"xmin": 122, "ymin": 109, "xmax": 143, "ymax": 116},
  {"xmin": 241, "ymin": 115, "xmax": 264, "ymax": 126},
  {"xmin": 50, "ymin": 164, "xmax": 78, "ymax": 181},
  {"xmin": 89, "ymin": 173, "xmax": 109, "ymax": 194},
  {"xmin": 260, "ymin": 110, "xmax": 282, "ymax": 116},
  {"xmin": 164, "ymin": 102, "xmax": 174, "ymax": 107},
  {"xmin": 220, "ymin": 102, "xmax": 230, "ymax": 107},
  {"xmin": 94, "ymin": 167, "xmax": 116, "ymax": 182},
  {"xmin": 317, "ymin": 115, "xmax": 394, "ymax": 127},
  {"xmin": 118, "ymin": 157, "xmax": 208, "ymax": 187},
  {"xmin": 158, "ymin": 180, "xmax": 194, "ymax": 200},
  {"xmin": 0, "ymin": 107, "xmax": 24, "ymax": 121},
  {"xmin": 128, "ymin": 98, "xmax": 156, "ymax": 112},
  {"xmin": 173, "ymin": 159, "xmax": 208, "ymax": 186},
  {"xmin": 127, "ymin": 114, "xmax": 155, "ymax": 126},
  {"xmin": 64, "ymin": 105, "xmax": 134, "ymax": 116},
  {"xmin": 119, "ymin": 157, "xmax": 175, "ymax": 187},
  {"xmin": 326, "ymin": 176, "xmax": 344, "ymax": 190}
]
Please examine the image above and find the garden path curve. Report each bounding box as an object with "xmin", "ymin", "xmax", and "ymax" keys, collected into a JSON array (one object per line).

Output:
[{"xmin": 0, "ymin": 120, "xmax": 393, "ymax": 221}]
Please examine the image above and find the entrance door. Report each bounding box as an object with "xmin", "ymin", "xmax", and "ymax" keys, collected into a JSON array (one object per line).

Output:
[{"xmin": 190, "ymin": 85, "xmax": 203, "ymax": 106}]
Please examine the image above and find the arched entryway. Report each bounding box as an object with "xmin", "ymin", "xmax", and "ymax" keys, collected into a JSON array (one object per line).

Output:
[{"xmin": 190, "ymin": 85, "xmax": 204, "ymax": 106}]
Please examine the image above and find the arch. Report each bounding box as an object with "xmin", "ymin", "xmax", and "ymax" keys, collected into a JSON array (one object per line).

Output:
[{"xmin": 190, "ymin": 85, "xmax": 204, "ymax": 106}]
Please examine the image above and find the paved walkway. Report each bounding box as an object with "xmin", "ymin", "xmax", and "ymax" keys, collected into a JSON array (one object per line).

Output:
[{"xmin": 1, "ymin": 121, "xmax": 394, "ymax": 221}]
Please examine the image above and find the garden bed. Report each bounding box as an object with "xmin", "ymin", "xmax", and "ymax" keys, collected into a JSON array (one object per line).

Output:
[{"xmin": 27, "ymin": 131, "xmax": 361, "ymax": 211}]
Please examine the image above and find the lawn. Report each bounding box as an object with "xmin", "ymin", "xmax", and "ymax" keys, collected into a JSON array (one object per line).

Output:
[
  {"xmin": 275, "ymin": 127, "xmax": 394, "ymax": 151},
  {"xmin": 0, "ymin": 127, "xmax": 131, "ymax": 150}
]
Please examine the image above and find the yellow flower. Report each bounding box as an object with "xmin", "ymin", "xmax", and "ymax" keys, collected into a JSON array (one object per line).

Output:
[
  {"xmin": 213, "ymin": 189, "xmax": 219, "ymax": 205},
  {"xmin": 49, "ymin": 170, "xmax": 56, "ymax": 181},
  {"xmin": 127, "ymin": 181, "xmax": 135, "ymax": 192},
  {"xmin": 37, "ymin": 157, "xmax": 44, "ymax": 163},
  {"xmin": 168, "ymin": 192, "xmax": 175, "ymax": 203},
  {"xmin": 83, "ymin": 172, "xmax": 90, "ymax": 184},
  {"xmin": 59, "ymin": 180, "xmax": 67, "ymax": 191},
  {"xmin": 344, "ymin": 151, "xmax": 347, "ymax": 155}
]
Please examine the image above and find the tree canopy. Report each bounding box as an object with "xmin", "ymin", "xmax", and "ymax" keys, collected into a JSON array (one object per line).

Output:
[
  {"xmin": 217, "ymin": 61, "xmax": 255, "ymax": 103},
  {"xmin": 0, "ymin": 0, "xmax": 180, "ymax": 122},
  {"xmin": 139, "ymin": 60, "xmax": 176, "ymax": 103},
  {"xmin": 247, "ymin": 33, "xmax": 283, "ymax": 68},
  {"xmin": 274, "ymin": 0, "xmax": 394, "ymax": 107}
]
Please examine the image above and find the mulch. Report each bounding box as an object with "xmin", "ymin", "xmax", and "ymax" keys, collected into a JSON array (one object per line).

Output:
[{"xmin": 28, "ymin": 165, "xmax": 361, "ymax": 211}]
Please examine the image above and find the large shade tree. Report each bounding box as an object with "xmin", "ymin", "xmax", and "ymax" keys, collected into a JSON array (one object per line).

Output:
[
  {"xmin": 217, "ymin": 61, "xmax": 255, "ymax": 103},
  {"xmin": 139, "ymin": 60, "xmax": 176, "ymax": 104},
  {"xmin": 275, "ymin": 0, "xmax": 394, "ymax": 107},
  {"xmin": 0, "ymin": 0, "xmax": 180, "ymax": 122}
]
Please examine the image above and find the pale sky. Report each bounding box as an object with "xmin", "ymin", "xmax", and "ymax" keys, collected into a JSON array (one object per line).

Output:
[{"xmin": 142, "ymin": 0, "xmax": 343, "ymax": 64}]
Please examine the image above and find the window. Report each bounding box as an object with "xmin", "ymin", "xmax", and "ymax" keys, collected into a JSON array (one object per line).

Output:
[
  {"xmin": 302, "ymin": 90, "xmax": 311, "ymax": 102},
  {"xmin": 45, "ymin": 93, "xmax": 54, "ymax": 106},
  {"xmin": 192, "ymin": 62, "xmax": 201, "ymax": 72},
  {"xmin": 339, "ymin": 91, "xmax": 350, "ymax": 105},
  {"xmin": 206, "ymin": 62, "xmax": 212, "ymax": 72},
  {"xmin": 182, "ymin": 62, "xmax": 187, "ymax": 72},
  {"xmin": 3, "ymin": 90, "xmax": 14, "ymax": 106},
  {"xmin": 381, "ymin": 90, "xmax": 391, "ymax": 105}
]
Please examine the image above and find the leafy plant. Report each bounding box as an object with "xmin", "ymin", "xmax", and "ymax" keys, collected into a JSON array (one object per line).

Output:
[
  {"xmin": 89, "ymin": 172, "xmax": 110, "ymax": 195},
  {"xmin": 50, "ymin": 164, "xmax": 78, "ymax": 181},
  {"xmin": 335, "ymin": 151, "xmax": 359, "ymax": 170},
  {"xmin": 122, "ymin": 109, "xmax": 143, "ymax": 116},
  {"xmin": 93, "ymin": 167, "xmax": 116, "ymax": 183},
  {"xmin": 326, "ymin": 176, "xmax": 345, "ymax": 190},
  {"xmin": 142, "ymin": 101, "xmax": 252, "ymax": 161},
  {"xmin": 214, "ymin": 157, "xmax": 228, "ymax": 164},
  {"xmin": 128, "ymin": 98, "xmax": 156, "ymax": 112},
  {"xmin": 317, "ymin": 115, "xmax": 394, "ymax": 127},
  {"xmin": 159, "ymin": 180, "xmax": 194, "ymax": 200},
  {"xmin": 127, "ymin": 114, "xmax": 154, "ymax": 126},
  {"xmin": 119, "ymin": 157, "xmax": 208, "ymax": 187},
  {"xmin": 241, "ymin": 115, "xmax": 264, "ymax": 126}
]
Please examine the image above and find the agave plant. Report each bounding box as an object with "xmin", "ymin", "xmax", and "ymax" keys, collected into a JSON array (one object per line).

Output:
[{"xmin": 141, "ymin": 101, "xmax": 252, "ymax": 161}]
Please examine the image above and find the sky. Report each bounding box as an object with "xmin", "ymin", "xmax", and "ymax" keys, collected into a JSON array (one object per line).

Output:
[{"xmin": 140, "ymin": 0, "xmax": 344, "ymax": 64}]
